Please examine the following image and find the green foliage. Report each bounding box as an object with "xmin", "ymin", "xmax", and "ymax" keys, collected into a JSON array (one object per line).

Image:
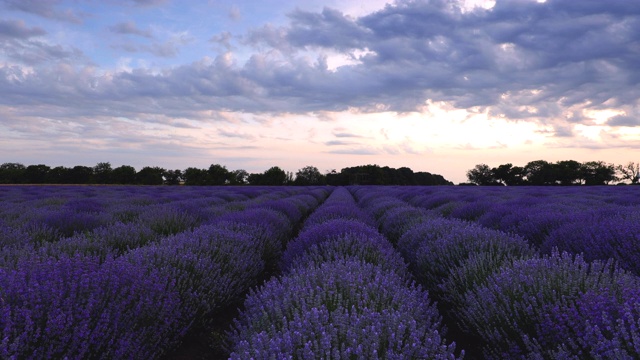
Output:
[{"xmin": 466, "ymin": 159, "xmax": 621, "ymax": 186}]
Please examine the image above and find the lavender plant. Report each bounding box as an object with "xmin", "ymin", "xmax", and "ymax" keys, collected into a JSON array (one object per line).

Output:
[
  {"xmin": 533, "ymin": 283, "xmax": 640, "ymax": 358},
  {"xmin": 138, "ymin": 204, "xmax": 201, "ymax": 236},
  {"xmin": 285, "ymin": 231, "xmax": 409, "ymax": 276},
  {"xmin": 228, "ymin": 260, "xmax": 460, "ymax": 359},
  {"xmin": 378, "ymin": 205, "xmax": 435, "ymax": 244},
  {"xmin": 458, "ymin": 251, "xmax": 638, "ymax": 359},
  {"xmin": 281, "ymin": 218, "xmax": 382, "ymax": 270},
  {"xmin": 123, "ymin": 225, "xmax": 264, "ymax": 327},
  {"xmin": 0, "ymin": 254, "xmax": 185, "ymax": 359},
  {"xmin": 542, "ymin": 212, "xmax": 640, "ymax": 275},
  {"xmin": 401, "ymin": 219, "xmax": 536, "ymax": 299}
]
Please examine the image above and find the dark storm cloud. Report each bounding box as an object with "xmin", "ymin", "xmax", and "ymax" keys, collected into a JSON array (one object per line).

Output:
[{"xmin": 1, "ymin": 0, "xmax": 639, "ymax": 130}]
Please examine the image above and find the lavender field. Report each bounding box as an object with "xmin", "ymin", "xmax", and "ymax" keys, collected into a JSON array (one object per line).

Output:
[{"xmin": 0, "ymin": 185, "xmax": 639, "ymax": 359}]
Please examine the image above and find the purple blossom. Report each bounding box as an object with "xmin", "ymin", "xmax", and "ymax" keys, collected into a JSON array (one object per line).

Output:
[
  {"xmin": 123, "ymin": 225, "xmax": 264, "ymax": 327},
  {"xmin": 458, "ymin": 251, "xmax": 638, "ymax": 359},
  {"xmin": 285, "ymin": 230, "xmax": 409, "ymax": 276},
  {"xmin": 281, "ymin": 218, "xmax": 383, "ymax": 270},
  {"xmin": 0, "ymin": 254, "xmax": 185, "ymax": 359},
  {"xmin": 229, "ymin": 260, "xmax": 460, "ymax": 359}
]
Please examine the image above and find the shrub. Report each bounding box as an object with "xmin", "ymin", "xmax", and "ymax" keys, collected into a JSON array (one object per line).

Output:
[
  {"xmin": 138, "ymin": 204, "xmax": 200, "ymax": 236},
  {"xmin": 286, "ymin": 232, "xmax": 409, "ymax": 276},
  {"xmin": 403, "ymin": 220, "xmax": 535, "ymax": 300},
  {"xmin": 47, "ymin": 222, "xmax": 157, "ymax": 261},
  {"xmin": 533, "ymin": 284, "xmax": 640, "ymax": 358},
  {"xmin": 123, "ymin": 225, "xmax": 264, "ymax": 327},
  {"xmin": 397, "ymin": 218, "xmax": 471, "ymax": 268},
  {"xmin": 542, "ymin": 212, "xmax": 640, "ymax": 275},
  {"xmin": 303, "ymin": 204, "xmax": 375, "ymax": 227},
  {"xmin": 0, "ymin": 254, "xmax": 185, "ymax": 359},
  {"xmin": 458, "ymin": 251, "xmax": 638, "ymax": 359},
  {"xmin": 378, "ymin": 205, "xmax": 434, "ymax": 244},
  {"xmin": 228, "ymin": 260, "xmax": 459, "ymax": 359},
  {"xmin": 281, "ymin": 219, "xmax": 381, "ymax": 270}
]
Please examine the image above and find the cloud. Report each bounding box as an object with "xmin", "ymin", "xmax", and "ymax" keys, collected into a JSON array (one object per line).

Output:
[
  {"xmin": 129, "ymin": 0, "xmax": 168, "ymax": 6},
  {"xmin": 109, "ymin": 21, "xmax": 153, "ymax": 38},
  {"xmin": 327, "ymin": 147, "xmax": 379, "ymax": 155},
  {"xmin": 1, "ymin": 0, "xmax": 640, "ymax": 134},
  {"xmin": 111, "ymin": 33, "xmax": 192, "ymax": 58},
  {"xmin": 210, "ymin": 31, "xmax": 234, "ymax": 51},
  {"xmin": 608, "ymin": 115, "xmax": 640, "ymax": 127},
  {"xmin": 325, "ymin": 140, "xmax": 356, "ymax": 146},
  {"xmin": 0, "ymin": 19, "xmax": 46, "ymax": 39},
  {"xmin": 332, "ymin": 130, "xmax": 365, "ymax": 138},
  {"xmin": 229, "ymin": 5, "xmax": 241, "ymax": 21},
  {"xmin": 0, "ymin": 39, "xmax": 85, "ymax": 65},
  {"xmin": 218, "ymin": 128, "xmax": 256, "ymax": 140},
  {"xmin": 2, "ymin": 0, "xmax": 86, "ymax": 24}
]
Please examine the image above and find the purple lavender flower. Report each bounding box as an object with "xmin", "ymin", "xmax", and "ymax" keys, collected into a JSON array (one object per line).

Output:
[
  {"xmin": 228, "ymin": 260, "xmax": 460, "ymax": 359},
  {"xmin": 123, "ymin": 225, "xmax": 264, "ymax": 327},
  {"xmin": 285, "ymin": 231, "xmax": 409, "ymax": 276},
  {"xmin": 378, "ymin": 205, "xmax": 435, "ymax": 244},
  {"xmin": 0, "ymin": 254, "xmax": 185, "ymax": 359},
  {"xmin": 458, "ymin": 250, "xmax": 637, "ymax": 359},
  {"xmin": 543, "ymin": 212, "xmax": 640, "ymax": 275}
]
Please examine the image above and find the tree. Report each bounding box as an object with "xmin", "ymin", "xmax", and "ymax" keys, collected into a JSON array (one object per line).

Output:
[
  {"xmin": 112, "ymin": 165, "xmax": 137, "ymax": 184},
  {"xmin": 68, "ymin": 166, "xmax": 94, "ymax": 184},
  {"xmin": 249, "ymin": 166, "xmax": 289, "ymax": 185},
  {"xmin": 247, "ymin": 172, "xmax": 263, "ymax": 185},
  {"xmin": 554, "ymin": 160, "xmax": 582, "ymax": 185},
  {"xmin": 183, "ymin": 167, "xmax": 208, "ymax": 185},
  {"xmin": 0, "ymin": 163, "xmax": 26, "ymax": 184},
  {"xmin": 395, "ymin": 167, "xmax": 416, "ymax": 185},
  {"xmin": 47, "ymin": 166, "xmax": 72, "ymax": 184},
  {"xmin": 616, "ymin": 162, "xmax": 640, "ymax": 184},
  {"xmin": 94, "ymin": 162, "xmax": 113, "ymax": 184},
  {"xmin": 491, "ymin": 163, "xmax": 526, "ymax": 186},
  {"xmin": 466, "ymin": 164, "xmax": 499, "ymax": 185},
  {"xmin": 524, "ymin": 160, "xmax": 556, "ymax": 185},
  {"xmin": 207, "ymin": 164, "xmax": 230, "ymax": 185},
  {"xmin": 294, "ymin": 166, "xmax": 326, "ymax": 185},
  {"xmin": 325, "ymin": 169, "xmax": 348, "ymax": 186},
  {"xmin": 261, "ymin": 166, "xmax": 289, "ymax": 185},
  {"xmin": 136, "ymin": 166, "xmax": 165, "ymax": 185},
  {"xmin": 163, "ymin": 169, "xmax": 183, "ymax": 185},
  {"xmin": 581, "ymin": 161, "xmax": 617, "ymax": 185},
  {"xmin": 23, "ymin": 164, "xmax": 50, "ymax": 184},
  {"xmin": 229, "ymin": 169, "xmax": 248, "ymax": 185},
  {"xmin": 491, "ymin": 163, "xmax": 513, "ymax": 186}
]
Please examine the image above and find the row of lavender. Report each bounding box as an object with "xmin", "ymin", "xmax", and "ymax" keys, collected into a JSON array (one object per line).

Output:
[
  {"xmin": 227, "ymin": 187, "xmax": 461, "ymax": 359},
  {"xmin": 401, "ymin": 186, "xmax": 640, "ymax": 275},
  {"xmin": 0, "ymin": 185, "xmax": 330, "ymax": 358},
  {"xmin": 351, "ymin": 186, "xmax": 640, "ymax": 359}
]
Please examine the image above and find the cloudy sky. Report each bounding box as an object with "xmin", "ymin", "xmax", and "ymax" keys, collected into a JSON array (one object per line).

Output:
[{"xmin": 1, "ymin": 0, "xmax": 638, "ymax": 183}]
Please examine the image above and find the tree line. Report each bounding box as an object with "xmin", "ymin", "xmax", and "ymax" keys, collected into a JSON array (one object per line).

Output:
[
  {"xmin": 465, "ymin": 160, "xmax": 640, "ymax": 186},
  {"xmin": 0, "ymin": 162, "xmax": 452, "ymax": 186}
]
